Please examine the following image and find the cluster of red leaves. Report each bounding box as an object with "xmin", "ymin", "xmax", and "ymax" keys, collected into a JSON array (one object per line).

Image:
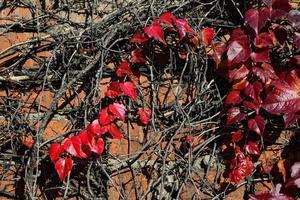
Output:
[{"xmin": 208, "ymin": 0, "xmax": 300, "ymax": 187}]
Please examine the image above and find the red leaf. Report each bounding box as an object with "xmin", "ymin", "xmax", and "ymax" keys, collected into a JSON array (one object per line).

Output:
[
  {"xmin": 158, "ymin": 12, "xmax": 176, "ymax": 27},
  {"xmin": 78, "ymin": 130, "xmax": 104, "ymax": 156},
  {"xmin": 227, "ymin": 40, "xmax": 251, "ymax": 65},
  {"xmin": 228, "ymin": 65, "xmax": 249, "ymax": 82},
  {"xmin": 49, "ymin": 142, "xmax": 63, "ymax": 162},
  {"xmin": 288, "ymin": 10, "xmax": 300, "ymax": 29},
  {"xmin": 243, "ymin": 100, "xmax": 261, "ymax": 114},
  {"xmin": 144, "ymin": 24, "xmax": 166, "ymax": 44},
  {"xmin": 116, "ymin": 62, "xmax": 132, "ymax": 77},
  {"xmin": 108, "ymin": 123, "xmax": 123, "ymax": 139},
  {"xmin": 130, "ymin": 31, "xmax": 148, "ymax": 43},
  {"xmin": 108, "ymin": 103, "xmax": 126, "ymax": 121},
  {"xmin": 252, "ymin": 63, "xmax": 277, "ymax": 85},
  {"xmin": 226, "ymin": 107, "xmax": 245, "ymax": 125},
  {"xmin": 137, "ymin": 107, "xmax": 151, "ymax": 125},
  {"xmin": 245, "ymin": 141, "xmax": 261, "ymax": 155},
  {"xmin": 263, "ymin": 0, "xmax": 291, "ymax": 19},
  {"xmin": 212, "ymin": 42, "xmax": 226, "ymax": 65},
  {"xmin": 248, "ymin": 115, "xmax": 266, "ymax": 136},
  {"xmin": 201, "ymin": 28, "xmax": 215, "ymax": 46},
  {"xmin": 294, "ymin": 33, "xmax": 300, "ymax": 49},
  {"xmin": 120, "ymin": 81, "xmax": 137, "ymax": 101},
  {"xmin": 99, "ymin": 107, "xmax": 116, "ymax": 125},
  {"xmin": 55, "ymin": 157, "xmax": 73, "ymax": 181},
  {"xmin": 22, "ymin": 136, "xmax": 34, "ymax": 149},
  {"xmin": 225, "ymin": 90, "xmax": 242, "ymax": 106},
  {"xmin": 254, "ymin": 32, "xmax": 274, "ymax": 48},
  {"xmin": 286, "ymin": 162, "xmax": 300, "ymax": 188},
  {"xmin": 231, "ymin": 130, "xmax": 243, "ymax": 143},
  {"xmin": 175, "ymin": 18, "xmax": 194, "ymax": 40},
  {"xmin": 88, "ymin": 137, "xmax": 104, "ymax": 156},
  {"xmin": 245, "ymin": 8, "xmax": 270, "ymax": 34},
  {"xmin": 251, "ymin": 48, "xmax": 271, "ymax": 63},
  {"xmin": 131, "ymin": 48, "xmax": 145, "ymax": 63},
  {"xmin": 244, "ymin": 81, "xmax": 263, "ymax": 102},
  {"xmin": 105, "ymin": 81, "xmax": 121, "ymax": 98},
  {"xmin": 264, "ymin": 70, "xmax": 300, "ymax": 127},
  {"xmin": 229, "ymin": 151, "xmax": 254, "ymax": 183},
  {"xmin": 87, "ymin": 119, "xmax": 108, "ymax": 136},
  {"xmin": 233, "ymin": 78, "xmax": 249, "ymax": 90},
  {"xmin": 63, "ymin": 136, "xmax": 90, "ymax": 158}
]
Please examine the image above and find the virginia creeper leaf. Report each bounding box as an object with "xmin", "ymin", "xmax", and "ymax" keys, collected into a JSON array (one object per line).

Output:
[
  {"xmin": 175, "ymin": 18, "xmax": 194, "ymax": 40},
  {"xmin": 245, "ymin": 141, "xmax": 261, "ymax": 155},
  {"xmin": 251, "ymin": 48, "xmax": 271, "ymax": 63},
  {"xmin": 245, "ymin": 8, "xmax": 270, "ymax": 34},
  {"xmin": 158, "ymin": 12, "xmax": 176, "ymax": 27},
  {"xmin": 228, "ymin": 65, "xmax": 249, "ymax": 82},
  {"xmin": 227, "ymin": 40, "xmax": 251, "ymax": 65},
  {"xmin": 130, "ymin": 31, "xmax": 148, "ymax": 43},
  {"xmin": 254, "ymin": 32, "xmax": 274, "ymax": 48},
  {"xmin": 99, "ymin": 107, "xmax": 116, "ymax": 125},
  {"xmin": 120, "ymin": 81, "xmax": 137, "ymax": 101},
  {"xmin": 144, "ymin": 24, "xmax": 166, "ymax": 45},
  {"xmin": 137, "ymin": 107, "xmax": 151, "ymax": 125},
  {"xmin": 105, "ymin": 81, "xmax": 121, "ymax": 98},
  {"xmin": 131, "ymin": 48, "xmax": 145, "ymax": 63},
  {"xmin": 225, "ymin": 90, "xmax": 242, "ymax": 106},
  {"xmin": 248, "ymin": 115, "xmax": 266, "ymax": 136},
  {"xmin": 108, "ymin": 103, "xmax": 126, "ymax": 121},
  {"xmin": 226, "ymin": 107, "xmax": 245, "ymax": 125},
  {"xmin": 116, "ymin": 62, "xmax": 133, "ymax": 77},
  {"xmin": 108, "ymin": 123, "xmax": 123, "ymax": 139},
  {"xmin": 55, "ymin": 157, "xmax": 73, "ymax": 181},
  {"xmin": 201, "ymin": 27, "xmax": 215, "ymax": 46},
  {"xmin": 264, "ymin": 70, "xmax": 300, "ymax": 127},
  {"xmin": 49, "ymin": 142, "xmax": 63, "ymax": 162}
]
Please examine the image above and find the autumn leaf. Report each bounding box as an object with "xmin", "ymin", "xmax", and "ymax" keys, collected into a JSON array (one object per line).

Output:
[
  {"xmin": 131, "ymin": 48, "xmax": 145, "ymax": 63},
  {"xmin": 263, "ymin": 0, "xmax": 291, "ymax": 19},
  {"xmin": 144, "ymin": 24, "xmax": 166, "ymax": 45},
  {"xmin": 105, "ymin": 81, "xmax": 121, "ymax": 98},
  {"xmin": 231, "ymin": 130, "xmax": 243, "ymax": 143},
  {"xmin": 228, "ymin": 65, "xmax": 249, "ymax": 82},
  {"xmin": 225, "ymin": 90, "xmax": 243, "ymax": 106},
  {"xmin": 49, "ymin": 142, "xmax": 63, "ymax": 162},
  {"xmin": 212, "ymin": 42, "xmax": 226, "ymax": 65},
  {"xmin": 245, "ymin": 8, "xmax": 270, "ymax": 34},
  {"xmin": 264, "ymin": 70, "xmax": 300, "ymax": 127},
  {"xmin": 175, "ymin": 18, "xmax": 194, "ymax": 40},
  {"xmin": 116, "ymin": 62, "xmax": 133, "ymax": 77},
  {"xmin": 251, "ymin": 48, "xmax": 271, "ymax": 63},
  {"xmin": 63, "ymin": 136, "xmax": 90, "ymax": 158},
  {"xmin": 120, "ymin": 81, "xmax": 137, "ymax": 101},
  {"xmin": 201, "ymin": 27, "xmax": 215, "ymax": 46},
  {"xmin": 226, "ymin": 107, "xmax": 245, "ymax": 125},
  {"xmin": 254, "ymin": 32, "xmax": 274, "ymax": 48},
  {"xmin": 98, "ymin": 107, "xmax": 116, "ymax": 125},
  {"xmin": 137, "ymin": 107, "xmax": 151, "ymax": 125},
  {"xmin": 108, "ymin": 103, "xmax": 126, "ymax": 121},
  {"xmin": 130, "ymin": 31, "xmax": 148, "ymax": 43},
  {"xmin": 252, "ymin": 63, "xmax": 277, "ymax": 85},
  {"xmin": 229, "ymin": 150, "xmax": 254, "ymax": 183},
  {"xmin": 158, "ymin": 12, "xmax": 176, "ymax": 27},
  {"xmin": 87, "ymin": 119, "xmax": 108, "ymax": 136},
  {"xmin": 108, "ymin": 123, "xmax": 123, "ymax": 139},
  {"xmin": 227, "ymin": 40, "xmax": 251, "ymax": 65},
  {"xmin": 245, "ymin": 141, "xmax": 261, "ymax": 155},
  {"xmin": 55, "ymin": 157, "xmax": 73, "ymax": 181},
  {"xmin": 248, "ymin": 115, "xmax": 266, "ymax": 136}
]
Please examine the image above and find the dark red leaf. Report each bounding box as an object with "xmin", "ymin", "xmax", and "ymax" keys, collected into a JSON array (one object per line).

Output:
[
  {"xmin": 233, "ymin": 78, "xmax": 249, "ymax": 90},
  {"xmin": 252, "ymin": 63, "xmax": 277, "ymax": 85},
  {"xmin": 251, "ymin": 48, "xmax": 271, "ymax": 63},
  {"xmin": 254, "ymin": 32, "xmax": 274, "ymax": 48},
  {"xmin": 144, "ymin": 24, "xmax": 166, "ymax": 44},
  {"xmin": 245, "ymin": 141, "xmax": 261, "ymax": 155},
  {"xmin": 137, "ymin": 107, "xmax": 151, "ymax": 125},
  {"xmin": 201, "ymin": 27, "xmax": 215, "ymax": 46},
  {"xmin": 108, "ymin": 103, "xmax": 126, "ymax": 121},
  {"xmin": 263, "ymin": 70, "xmax": 300, "ymax": 127},
  {"xmin": 227, "ymin": 40, "xmax": 251, "ymax": 65},
  {"xmin": 130, "ymin": 31, "xmax": 148, "ymax": 43},
  {"xmin": 49, "ymin": 142, "xmax": 63, "ymax": 162},
  {"xmin": 120, "ymin": 81, "xmax": 137, "ymax": 101},
  {"xmin": 231, "ymin": 130, "xmax": 243, "ymax": 143},
  {"xmin": 288, "ymin": 10, "xmax": 300, "ymax": 29},
  {"xmin": 226, "ymin": 107, "xmax": 245, "ymax": 125},
  {"xmin": 175, "ymin": 18, "xmax": 194, "ymax": 40},
  {"xmin": 294, "ymin": 33, "xmax": 300, "ymax": 49},
  {"xmin": 116, "ymin": 62, "xmax": 133, "ymax": 77},
  {"xmin": 158, "ymin": 12, "xmax": 176, "ymax": 27},
  {"xmin": 289, "ymin": 55, "xmax": 300, "ymax": 68},
  {"xmin": 212, "ymin": 41, "xmax": 226, "ymax": 65},
  {"xmin": 108, "ymin": 123, "xmax": 123, "ymax": 139},
  {"xmin": 99, "ymin": 107, "xmax": 116, "ymax": 125},
  {"xmin": 63, "ymin": 136, "xmax": 90, "ymax": 158},
  {"xmin": 22, "ymin": 136, "xmax": 34, "ymax": 149},
  {"xmin": 131, "ymin": 48, "xmax": 145, "ymax": 63},
  {"xmin": 243, "ymin": 100, "xmax": 261, "ymax": 114},
  {"xmin": 248, "ymin": 115, "xmax": 266, "ymax": 136},
  {"xmin": 55, "ymin": 157, "xmax": 73, "ymax": 181},
  {"xmin": 245, "ymin": 8, "xmax": 270, "ymax": 34},
  {"xmin": 263, "ymin": 0, "xmax": 291, "ymax": 19},
  {"xmin": 229, "ymin": 151, "xmax": 254, "ymax": 183},
  {"xmin": 105, "ymin": 81, "xmax": 121, "ymax": 98},
  {"xmin": 244, "ymin": 81, "xmax": 263, "ymax": 101},
  {"xmin": 225, "ymin": 90, "xmax": 243, "ymax": 105},
  {"xmin": 228, "ymin": 65, "xmax": 249, "ymax": 82}
]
